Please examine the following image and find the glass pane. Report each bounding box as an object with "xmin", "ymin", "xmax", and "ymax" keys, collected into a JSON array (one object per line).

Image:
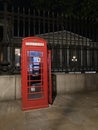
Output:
[
  {"xmin": 15, "ymin": 48, "xmax": 21, "ymax": 67},
  {"xmin": 27, "ymin": 51, "xmax": 44, "ymax": 100}
]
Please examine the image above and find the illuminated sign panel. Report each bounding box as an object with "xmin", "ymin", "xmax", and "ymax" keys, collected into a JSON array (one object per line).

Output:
[{"xmin": 26, "ymin": 42, "xmax": 44, "ymax": 46}]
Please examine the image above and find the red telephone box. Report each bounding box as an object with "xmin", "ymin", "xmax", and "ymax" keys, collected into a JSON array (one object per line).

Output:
[{"xmin": 21, "ymin": 37, "xmax": 52, "ymax": 110}]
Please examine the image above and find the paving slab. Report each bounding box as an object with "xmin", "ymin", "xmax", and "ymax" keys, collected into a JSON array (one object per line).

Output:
[{"xmin": 0, "ymin": 91, "xmax": 98, "ymax": 130}]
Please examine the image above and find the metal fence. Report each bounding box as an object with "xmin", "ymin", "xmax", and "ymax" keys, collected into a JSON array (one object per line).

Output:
[{"xmin": 0, "ymin": 2, "xmax": 98, "ymax": 74}]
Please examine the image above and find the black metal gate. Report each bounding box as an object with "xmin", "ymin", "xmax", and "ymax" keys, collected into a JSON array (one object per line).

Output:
[{"xmin": 0, "ymin": 1, "xmax": 98, "ymax": 74}]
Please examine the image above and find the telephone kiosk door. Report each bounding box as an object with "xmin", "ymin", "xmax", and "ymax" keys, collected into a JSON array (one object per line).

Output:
[{"xmin": 21, "ymin": 37, "xmax": 49, "ymax": 110}]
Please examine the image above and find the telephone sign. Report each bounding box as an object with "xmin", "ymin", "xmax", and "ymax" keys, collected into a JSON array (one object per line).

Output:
[{"xmin": 21, "ymin": 37, "xmax": 52, "ymax": 110}]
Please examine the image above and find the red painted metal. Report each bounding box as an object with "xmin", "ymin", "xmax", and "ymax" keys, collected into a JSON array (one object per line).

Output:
[
  {"xmin": 48, "ymin": 50, "xmax": 52, "ymax": 104},
  {"xmin": 21, "ymin": 37, "xmax": 49, "ymax": 110}
]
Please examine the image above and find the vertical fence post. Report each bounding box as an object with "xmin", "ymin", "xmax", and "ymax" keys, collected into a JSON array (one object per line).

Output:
[
  {"xmin": 0, "ymin": 1, "xmax": 10, "ymax": 73},
  {"xmin": 0, "ymin": 4, "xmax": 98, "ymax": 74},
  {"xmin": 28, "ymin": 8, "xmax": 30, "ymax": 36}
]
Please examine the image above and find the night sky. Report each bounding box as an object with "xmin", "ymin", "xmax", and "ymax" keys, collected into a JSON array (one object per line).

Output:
[
  {"xmin": 0, "ymin": 0, "xmax": 98, "ymax": 18},
  {"xmin": 12, "ymin": 0, "xmax": 32, "ymax": 7}
]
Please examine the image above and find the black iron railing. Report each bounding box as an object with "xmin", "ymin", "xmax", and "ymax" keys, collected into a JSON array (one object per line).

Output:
[{"xmin": 0, "ymin": 1, "xmax": 98, "ymax": 74}]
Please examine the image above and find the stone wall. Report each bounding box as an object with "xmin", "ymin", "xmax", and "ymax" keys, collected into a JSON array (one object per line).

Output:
[
  {"xmin": 0, "ymin": 75, "xmax": 21, "ymax": 101},
  {"xmin": 0, "ymin": 73, "xmax": 98, "ymax": 101},
  {"xmin": 52, "ymin": 73, "xmax": 98, "ymax": 95}
]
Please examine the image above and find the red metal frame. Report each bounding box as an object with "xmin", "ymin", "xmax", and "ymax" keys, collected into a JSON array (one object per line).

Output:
[
  {"xmin": 48, "ymin": 50, "xmax": 52, "ymax": 104},
  {"xmin": 21, "ymin": 37, "xmax": 49, "ymax": 110}
]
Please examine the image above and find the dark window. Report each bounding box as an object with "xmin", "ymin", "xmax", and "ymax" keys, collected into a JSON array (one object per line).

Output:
[
  {"xmin": 0, "ymin": 26, "xmax": 3, "ymax": 41},
  {"xmin": 0, "ymin": 2, "xmax": 4, "ymax": 11},
  {"xmin": 15, "ymin": 48, "xmax": 21, "ymax": 67}
]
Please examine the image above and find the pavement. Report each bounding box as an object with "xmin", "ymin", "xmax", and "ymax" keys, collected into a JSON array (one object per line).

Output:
[{"xmin": 0, "ymin": 91, "xmax": 98, "ymax": 130}]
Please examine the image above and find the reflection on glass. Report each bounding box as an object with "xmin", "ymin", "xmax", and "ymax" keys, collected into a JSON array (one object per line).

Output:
[
  {"xmin": 15, "ymin": 48, "xmax": 21, "ymax": 67},
  {"xmin": 27, "ymin": 51, "xmax": 43, "ymax": 99}
]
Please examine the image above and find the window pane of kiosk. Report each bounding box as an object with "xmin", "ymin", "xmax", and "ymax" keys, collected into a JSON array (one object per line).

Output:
[{"xmin": 27, "ymin": 51, "xmax": 44, "ymax": 100}]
